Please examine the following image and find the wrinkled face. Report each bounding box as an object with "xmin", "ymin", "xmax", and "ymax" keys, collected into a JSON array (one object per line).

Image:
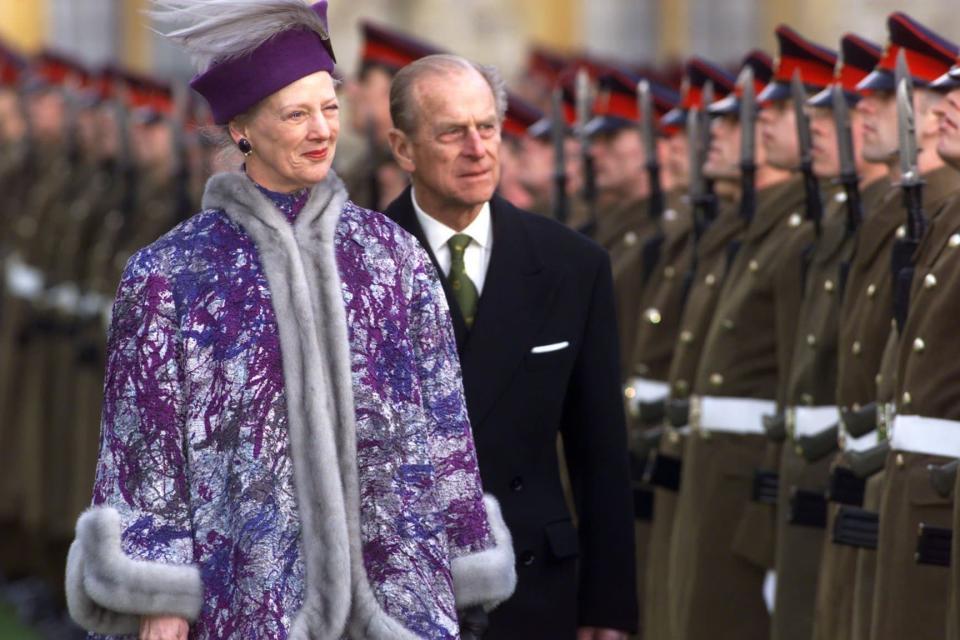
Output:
[
  {"xmin": 809, "ymin": 105, "xmax": 840, "ymax": 177},
  {"xmin": 345, "ymin": 66, "xmax": 393, "ymax": 144},
  {"xmin": 26, "ymin": 89, "xmax": 65, "ymax": 144},
  {"xmin": 704, "ymin": 114, "xmax": 741, "ymax": 180},
  {"xmin": 757, "ymin": 98, "xmax": 799, "ymax": 170},
  {"xmin": 855, "ymin": 90, "xmax": 898, "ymax": 164},
  {"xmin": 590, "ymin": 127, "xmax": 648, "ymax": 197},
  {"xmin": 236, "ymin": 71, "xmax": 340, "ymax": 192},
  {"xmin": 666, "ymin": 130, "xmax": 690, "ymax": 188},
  {"xmin": 935, "ymin": 88, "xmax": 960, "ymax": 168},
  {"xmin": 392, "ymin": 68, "xmax": 501, "ymax": 214}
]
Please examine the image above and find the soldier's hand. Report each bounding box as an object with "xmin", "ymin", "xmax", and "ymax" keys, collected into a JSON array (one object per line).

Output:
[
  {"xmin": 140, "ymin": 615, "xmax": 189, "ymax": 640},
  {"xmin": 576, "ymin": 627, "xmax": 628, "ymax": 640}
]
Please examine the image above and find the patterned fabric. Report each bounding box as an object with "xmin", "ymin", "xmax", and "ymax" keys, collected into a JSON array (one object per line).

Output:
[{"xmin": 89, "ymin": 178, "xmax": 493, "ymax": 639}]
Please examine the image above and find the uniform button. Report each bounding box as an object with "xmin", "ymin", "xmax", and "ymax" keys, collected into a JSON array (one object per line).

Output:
[
  {"xmin": 867, "ymin": 284, "xmax": 877, "ymax": 298},
  {"xmin": 876, "ymin": 373, "xmax": 883, "ymax": 386},
  {"xmin": 669, "ymin": 430, "xmax": 680, "ymax": 444},
  {"xmin": 510, "ymin": 476, "xmax": 524, "ymax": 492},
  {"xmin": 721, "ymin": 318, "xmax": 735, "ymax": 331},
  {"xmin": 664, "ymin": 266, "xmax": 676, "ymax": 280},
  {"xmin": 788, "ymin": 212, "xmax": 803, "ymax": 228},
  {"xmin": 709, "ymin": 373, "xmax": 724, "ymax": 387},
  {"xmin": 674, "ymin": 379, "xmax": 689, "ymax": 394},
  {"xmin": 806, "ymin": 334, "xmax": 817, "ymax": 347},
  {"xmin": 749, "ymin": 260, "xmax": 760, "ymax": 273},
  {"xmin": 896, "ymin": 453, "xmax": 905, "ymax": 469},
  {"xmin": 705, "ymin": 273, "xmax": 717, "ymax": 287},
  {"xmin": 950, "ymin": 234, "xmax": 960, "ymax": 248},
  {"xmin": 646, "ymin": 308, "xmax": 662, "ymax": 325},
  {"xmin": 852, "ymin": 341, "xmax": 862, "ymax": 355},
  {"xmin": 636, "ymin": 363, "xmax": 650, "ymax": 375},
  {"xmin": 664, "ymin": 208, "xmax": 678, "ymax": 221},
  {"xmin": 680, "ymin": 330, "xmax": 694, "ymax": 344},
  {"xmin": 801, "ymin": 393, "xmax": 814, "ymax": 406},
  {"xmin": 520, "ymin": 551, "xmax": 536, "ymax": 566},
  {"xmin": 924, "ymin": 274, "xmax": 937, "ymax": 289},
  {"xmin": 624, "ymin": 231, "xmax": 638, "ymax": 246},
  {"xmin": 835, "ymin": 191, "xmax": 848, "ymax": 203},
  {"xmin": 624, "ymin": 386, "xmax": 636, "ymax": 399},
  {"xmin": 824, "ymin": 280, "xmax": 835, "ymax": 293},
  {"xmin": 913, "ymin": 337, "xmax": 926, "ymax": 353},
  {"xmin": 902, "ymin": 391, "xmax": 912, "ymax": 405},
  {"xmin": 896, "ymin": 224, "xmax": 907, "ymax": 239}
]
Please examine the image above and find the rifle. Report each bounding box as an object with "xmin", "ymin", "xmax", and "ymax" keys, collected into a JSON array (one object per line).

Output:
[
  {"xmin": 832, "ymin": 83, "xmax": 863, "ymax": 235},
  {"xmin": 638, "ymin": 79, "xmax": 664, "ymax": 222},
  {"xmin": 576, "ymin": 69, "xmax": 597, "ymax": 220},
  {"xmin": 738, "ymin": 67, "xmax": 757, "ymax": 224},
  {"xmin": 550, "ymin": 86, "xmax": 569, "ymax": 224},
  {"xmin": 791, "ymin": 69, "xmax": 823, "ymax": 236}
]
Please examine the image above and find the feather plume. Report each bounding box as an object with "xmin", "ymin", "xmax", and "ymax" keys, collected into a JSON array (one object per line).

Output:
[{"xmin": 149, "ymin": 0, "xmax": 330, "ymax": 73}]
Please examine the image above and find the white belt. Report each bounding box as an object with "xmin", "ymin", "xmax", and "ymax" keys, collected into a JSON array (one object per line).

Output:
[
  {"xmin": 788, "ymin": 406, "xmax": 838, "ymax": 438},
  {"xmin": 625, "ymin": 377, "xmax": 670, "ymax": 402},
  {"xmin": 844, "ymin": 430, "xmax": 879, "ymax": 453},
  {"xmin": 890, "ymin": 415, "xmax": 960, "ymax": 458},
  {"xmin": 692, "ymin": 395, "xmax": 775, "ymax": 435}
]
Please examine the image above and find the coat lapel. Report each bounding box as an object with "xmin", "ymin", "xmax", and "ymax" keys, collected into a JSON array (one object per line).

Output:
[
  {"xmin": 459, "ymin": 197, "xmax": 561, "ymax": 429},
  {"xmin": 384, "ymin": 188, "xmax": 469, "ymax": 349}
]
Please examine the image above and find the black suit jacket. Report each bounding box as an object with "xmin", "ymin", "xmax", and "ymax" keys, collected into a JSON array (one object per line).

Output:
[{"xmin": 385, "ymin": 189, "xmax": 637, "ymax": 638}]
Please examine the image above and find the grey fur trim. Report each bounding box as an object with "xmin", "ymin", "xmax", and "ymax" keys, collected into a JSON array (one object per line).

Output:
[
  {"xmin": 451, "ymin": 494, "xmax": 518, "ymax": 611},
  {"xmin": 204, "ymin": 170, "xmax": 420, "ymax": 640},
  {"xmin": 64, "ymin": 506, "xmax": 203, "ymax": 635}
]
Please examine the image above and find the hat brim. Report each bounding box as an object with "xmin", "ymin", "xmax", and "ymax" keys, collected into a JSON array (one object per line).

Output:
[
  {"xmin": 931, "ymin": 68, "xmax": 960, "ymax": 92},
  {"xmin": 807, "ymin": 84, "xmax": 860, "ymax": 108},
  {"xmin": 707, "ymin": 93, "xmax": 739, "ymax": 116},
  {"xmin": 526, "ymin": 117, "xmax": 553, "ymax": 140},
  {"xmin": 660, "ymin": 107, "xmax": 687, "ymax": 128},
  {"xmin": 584, "ymin": 115, "xmax": 634, "ymax": 137},
  {"xmin": 856, "ymin": 69, "xmax": 895, "ymax": 92},
  {"xmin": 756, "ymin": 81, "xmax": 790, "ymax": 104}
]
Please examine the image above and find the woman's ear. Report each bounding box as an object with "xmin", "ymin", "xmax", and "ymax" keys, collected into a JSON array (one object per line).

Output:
[
  {"xmin": 387, "ymin": 128, "xmax": 415, "ymax": 173},
  {"xmin": 227, "ymin": 120, "xmax": 248, "ymax": 146}
]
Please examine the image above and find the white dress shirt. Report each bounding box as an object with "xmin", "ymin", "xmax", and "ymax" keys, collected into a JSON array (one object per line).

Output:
[{"xmin": 411, "ymin": 188, "xmax": 494, "ymax": 295}]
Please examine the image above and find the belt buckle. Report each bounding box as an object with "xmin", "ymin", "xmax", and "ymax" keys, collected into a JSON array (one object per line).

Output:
[
  {"xmin": 690, "ymin": 395, "xmax": 705, "ymax": 437},
  {"xmin": 877, "ymin": 402, "xmax": 896, "ymax": 442}
]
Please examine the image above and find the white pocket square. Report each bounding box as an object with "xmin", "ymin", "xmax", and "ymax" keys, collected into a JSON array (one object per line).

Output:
[{"xmin": 530, "ymin": 341, "xmax": 570, "ymax": 354}]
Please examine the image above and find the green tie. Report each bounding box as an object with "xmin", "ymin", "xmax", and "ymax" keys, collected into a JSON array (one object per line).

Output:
[{"xmin": 447, "ymin": 233, "xmax": 479, "ymax": 328}]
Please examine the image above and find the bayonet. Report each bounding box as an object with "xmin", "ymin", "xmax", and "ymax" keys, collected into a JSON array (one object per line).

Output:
[
  {"xmin": 792, "ymin": 69, "xmax": 823, "ymax": 235},
  {"xmin": 832, "ymin": 83, "xmax": 862, "ymax": 233},
  {"xmin": 738, "ymin": 68, "xmax": 757, "ymax": 223},
  {"xmin": 895, "ymin": 49, "xmax": 925, "ymax": 240},
  {"xmin": 698, "ymin": 80, "xmax": 716, "ymax": 222},
  {"xmin": 550, "ymin": 86, "xmax": 569, "ymax": 224},
  {"xmin": 575, "ymin": 68, "xmax": 597, "ymax": 211},
  {"xmin": 638, "ymin": 79, "xmax": 664, "ymax": 221}
]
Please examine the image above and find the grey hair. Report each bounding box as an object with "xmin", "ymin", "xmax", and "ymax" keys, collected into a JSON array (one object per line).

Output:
[
  {"xmin": 149, "ymin": 0, "xmax": 329, "ymax": 73},
  {"xmin": 389, "ymin": 54, "xmax": 508, "ymax": 135}
]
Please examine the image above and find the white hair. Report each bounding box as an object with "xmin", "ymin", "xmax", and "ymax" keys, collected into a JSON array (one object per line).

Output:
[{"xmin": 149, "ymin": 0, "xmax": 330, "ymax": 73}]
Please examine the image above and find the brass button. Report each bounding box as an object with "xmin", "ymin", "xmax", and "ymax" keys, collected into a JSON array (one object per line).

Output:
[
  {"xmin": 875, "ymin": 373, "xmax": 883, "ymax": 386},
  {"xmin": 902, "ymin": 391, "xmax": 912, "ymax": 405},
  {"xmin": 867, "ymin": 283, "xmax": 877, "ymax": 298},
  {"xmin": 635, "ymin": 363, "xmax": 650, "ymax": 375},
  {"xmin": 705, "ymin": 273, "xmax": 717, "ymax": 287},
  {"xmin": 674, "ymin": 379, "xmax": 689, "ymax": 394},
  {"xmin": 824, "ymin": 279, "xmax": 835, "ymax": 293},
  {"xmin": 680, "ymin": 330, "xmax": 694, "ymax": 344},
  {"xmin": 852, "ymin": 341, "xmax": 862, "ymax": 355},
  {"xmin": 950, "ymin": 234, "xmax": 960, "ymax": 248},
  {"xmin": 896, "ymin": 224, "xmax": 907, "ymax": 239},
  {"xmin": 801, "ymin": 393, "xmax": 814, "ymax": 405},
  {"xmin": 709, "ymin": 373, "xmax": 724, "ymax": 387},
  {"xmin": 624, "ymin": 386, "xmax": 636, "ymax": 399},
  {"xmin": 646, "ymin": 308, "xmax": 663, "ymax": 325},
  {"xmin": 664, "ymin": 208, "xmax": 678, "ymax": 221},
  {"xmin": 749, "ymin": 260, "xmax": 760, "ymax": 273},
  {"xmin": 624, "ymin": 231, "xmax": 638, "ymax": 246},
  {"xmin": 664, "ymin": 266, "xmax": 676, "ymax": 279},
  {"xmin": 669, "ymin": 430, "xmax": 680, "ymax": 444},
  {"xmin": 722, "ymin": 318, "xmax": 735, "ymax": 331},
  {"xmin": 806, "ymin": 334, "xmax": 817, "ymax": 347},
  {"xmin": 788, "ymin": 212, "xmax": 803, "ymax": 228},
  {"xmin": 913, "ymin": 337, "xmax": 926, "ymax": 353},
  {"xmin": 834, "ymin": 190, "xmax": 848, "ymax": 203},
  {"xmin": 896, "ymin": 453, "xmax": 905, "ymax": 469},
  {"xmin": 924, "ymin": 274, "xmax": 937, "ymax": 289}
]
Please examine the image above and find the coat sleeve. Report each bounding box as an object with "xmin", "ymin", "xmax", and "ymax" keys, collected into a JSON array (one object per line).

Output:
[
  {"xmin": 65, "ymin": 255, "xmax": 203, "ymax": 636},
  {"xmin": 560, "ymin": 251, "xmax": 639, "ymax": 632},
  {"xmin": 405, "ymin": 244, "xmax": 517, "ymax": 612}
]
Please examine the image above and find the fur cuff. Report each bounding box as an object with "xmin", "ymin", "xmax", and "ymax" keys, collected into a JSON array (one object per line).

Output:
[
  {"xmin": 451, "ymin": 494, "xmax": 517, "ymax": 611},
  {"xmin": 65, "ymin": 506, "xmax": 204, "ymax": 634}
]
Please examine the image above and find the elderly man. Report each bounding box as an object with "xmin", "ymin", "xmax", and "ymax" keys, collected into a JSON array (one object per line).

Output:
[{"xmin": 385, "ymin": 54, "xmax": 637, "ymax": 640}]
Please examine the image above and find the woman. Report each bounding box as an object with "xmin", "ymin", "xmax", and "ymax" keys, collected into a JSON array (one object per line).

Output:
[{"xmin": 64, "ymin": 2, "xmax": 516, "ymax": 639}]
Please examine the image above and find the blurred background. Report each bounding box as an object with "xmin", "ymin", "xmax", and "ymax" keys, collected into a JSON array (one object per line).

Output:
[{"xmin": 0, "ymin": 1, "xmax": 959, "ymax": 638}]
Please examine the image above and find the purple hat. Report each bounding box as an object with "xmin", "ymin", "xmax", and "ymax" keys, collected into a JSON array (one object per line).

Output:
[{"xmin": 190, "ymin": 1, "xmax": 336, "ymax": 124}]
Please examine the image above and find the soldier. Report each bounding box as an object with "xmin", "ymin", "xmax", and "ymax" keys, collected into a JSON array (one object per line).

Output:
[
  {"xmin": 340, "ymin": 22, "xmax": 437, "ymax": 211},
  {"xmin": 497, "ymin": 91, "xmax": 541, "ymax": 211},
  {"xmin": 625, "ymin": 55, "xmax": 735, "ymax": 640},
  {"xmin": 584, "ymin": 69, "xmax": 679, "ymax": 378},
  {"xmin": 855, "ymin": 13, "xmax": 960, "ymax": 640},
  {"xmin": 669, "ymin": 26, "xmax": 836, "ymax": 640},
  {"xmin": 766, "ymin": 33, "xmax": 888, "ymax": 640}
]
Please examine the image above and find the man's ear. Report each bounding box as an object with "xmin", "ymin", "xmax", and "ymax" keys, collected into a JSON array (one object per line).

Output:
[{"xmin": 388, "ymin": 127, "xmax": 417, "ymax": 173}]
